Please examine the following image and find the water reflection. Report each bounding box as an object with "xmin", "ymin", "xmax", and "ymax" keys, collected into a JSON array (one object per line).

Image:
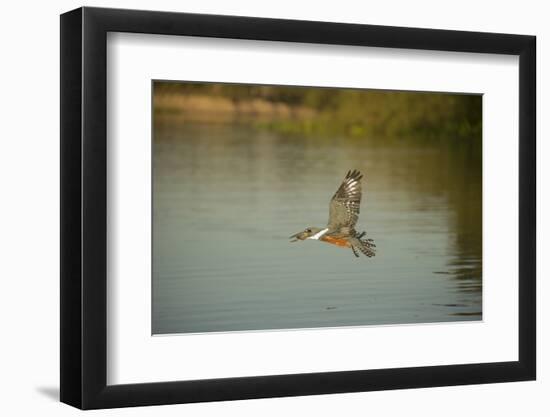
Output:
[{"xmin": 153, "ymin": 119, "xmax": 482, "ymax": 334}]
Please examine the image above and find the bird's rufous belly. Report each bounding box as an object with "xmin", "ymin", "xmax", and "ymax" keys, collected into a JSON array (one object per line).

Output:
[{"xmin": 320, "ymin": 236, "xmax": 351, "ymax": 248}]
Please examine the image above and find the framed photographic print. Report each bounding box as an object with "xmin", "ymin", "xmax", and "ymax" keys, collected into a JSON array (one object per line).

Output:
[{"xmin": 60, "ymin": 6, "xmax": 536, "ymax": 409}]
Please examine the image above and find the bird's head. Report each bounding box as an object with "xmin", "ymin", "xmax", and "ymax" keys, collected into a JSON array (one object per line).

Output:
[{"xmin": 289, "ymin": 227, "xmax": 324, "ymax": 242}]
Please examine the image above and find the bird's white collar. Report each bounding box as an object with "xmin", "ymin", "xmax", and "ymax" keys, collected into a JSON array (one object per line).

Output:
[{"xmin": 307, "ymin": 228, "xmax": 329, "ymax": 240}]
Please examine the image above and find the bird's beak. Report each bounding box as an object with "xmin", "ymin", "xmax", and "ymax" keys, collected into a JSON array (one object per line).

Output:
[{"xmin": 289, "ymin": 232, "xmax": 300, "ymax": 242}]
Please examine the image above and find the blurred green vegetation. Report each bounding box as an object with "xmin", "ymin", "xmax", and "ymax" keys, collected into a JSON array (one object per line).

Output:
[{"xmin": 154, "ymin": 82, "xmax": 482, "ymax": 140}]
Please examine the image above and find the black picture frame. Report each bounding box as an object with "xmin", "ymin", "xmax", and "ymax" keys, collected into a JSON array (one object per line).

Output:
[{"xmin": 60, "ymin": 6, "xmax": 536, "ymax": 410}]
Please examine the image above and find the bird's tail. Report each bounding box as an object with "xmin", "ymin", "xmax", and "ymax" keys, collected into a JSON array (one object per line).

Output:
[{"xmin": 350, "ymin": 232, "xmax": 376, "ymax": 258}]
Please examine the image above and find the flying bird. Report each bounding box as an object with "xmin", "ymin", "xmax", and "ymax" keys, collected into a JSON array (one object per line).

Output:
[{"xmin": 289, "ymin": 170, "xmax": 376, "ymax": 258}]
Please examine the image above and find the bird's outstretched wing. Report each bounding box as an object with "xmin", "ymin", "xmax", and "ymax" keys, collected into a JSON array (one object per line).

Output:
[{"xmin": 328, "ymin": 170, "xmax": 363, "ymax": 230}]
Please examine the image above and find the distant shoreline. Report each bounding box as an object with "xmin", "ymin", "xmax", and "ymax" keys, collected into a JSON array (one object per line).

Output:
[
  {"xmin": 154, "ymin": 91, "xmax": 482, "ymax": 140},
  {"xmin": 154, "ymin": 93, "xmax": 317, "ymax": 122}
]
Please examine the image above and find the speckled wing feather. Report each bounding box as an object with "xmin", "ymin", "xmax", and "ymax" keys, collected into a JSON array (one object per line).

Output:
[{"xmin": 328, "ymin": 170, "xmax": 363, "ymax": 230}]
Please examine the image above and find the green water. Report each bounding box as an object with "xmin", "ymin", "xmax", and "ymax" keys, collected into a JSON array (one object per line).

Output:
[{"xmin": 152, "ymin": 121, "xmax": 482, "ymax": 334}]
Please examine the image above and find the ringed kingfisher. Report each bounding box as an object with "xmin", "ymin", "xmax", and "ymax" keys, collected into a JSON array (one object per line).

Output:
[{"xmin": 289, "ymin": 170, "xmax": 376, "ymax": 258}]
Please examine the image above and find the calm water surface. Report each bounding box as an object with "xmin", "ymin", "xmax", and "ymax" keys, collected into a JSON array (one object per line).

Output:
[{"xmin": 153, "ymin": 121, "xmax": 482, "ymax": 334}]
